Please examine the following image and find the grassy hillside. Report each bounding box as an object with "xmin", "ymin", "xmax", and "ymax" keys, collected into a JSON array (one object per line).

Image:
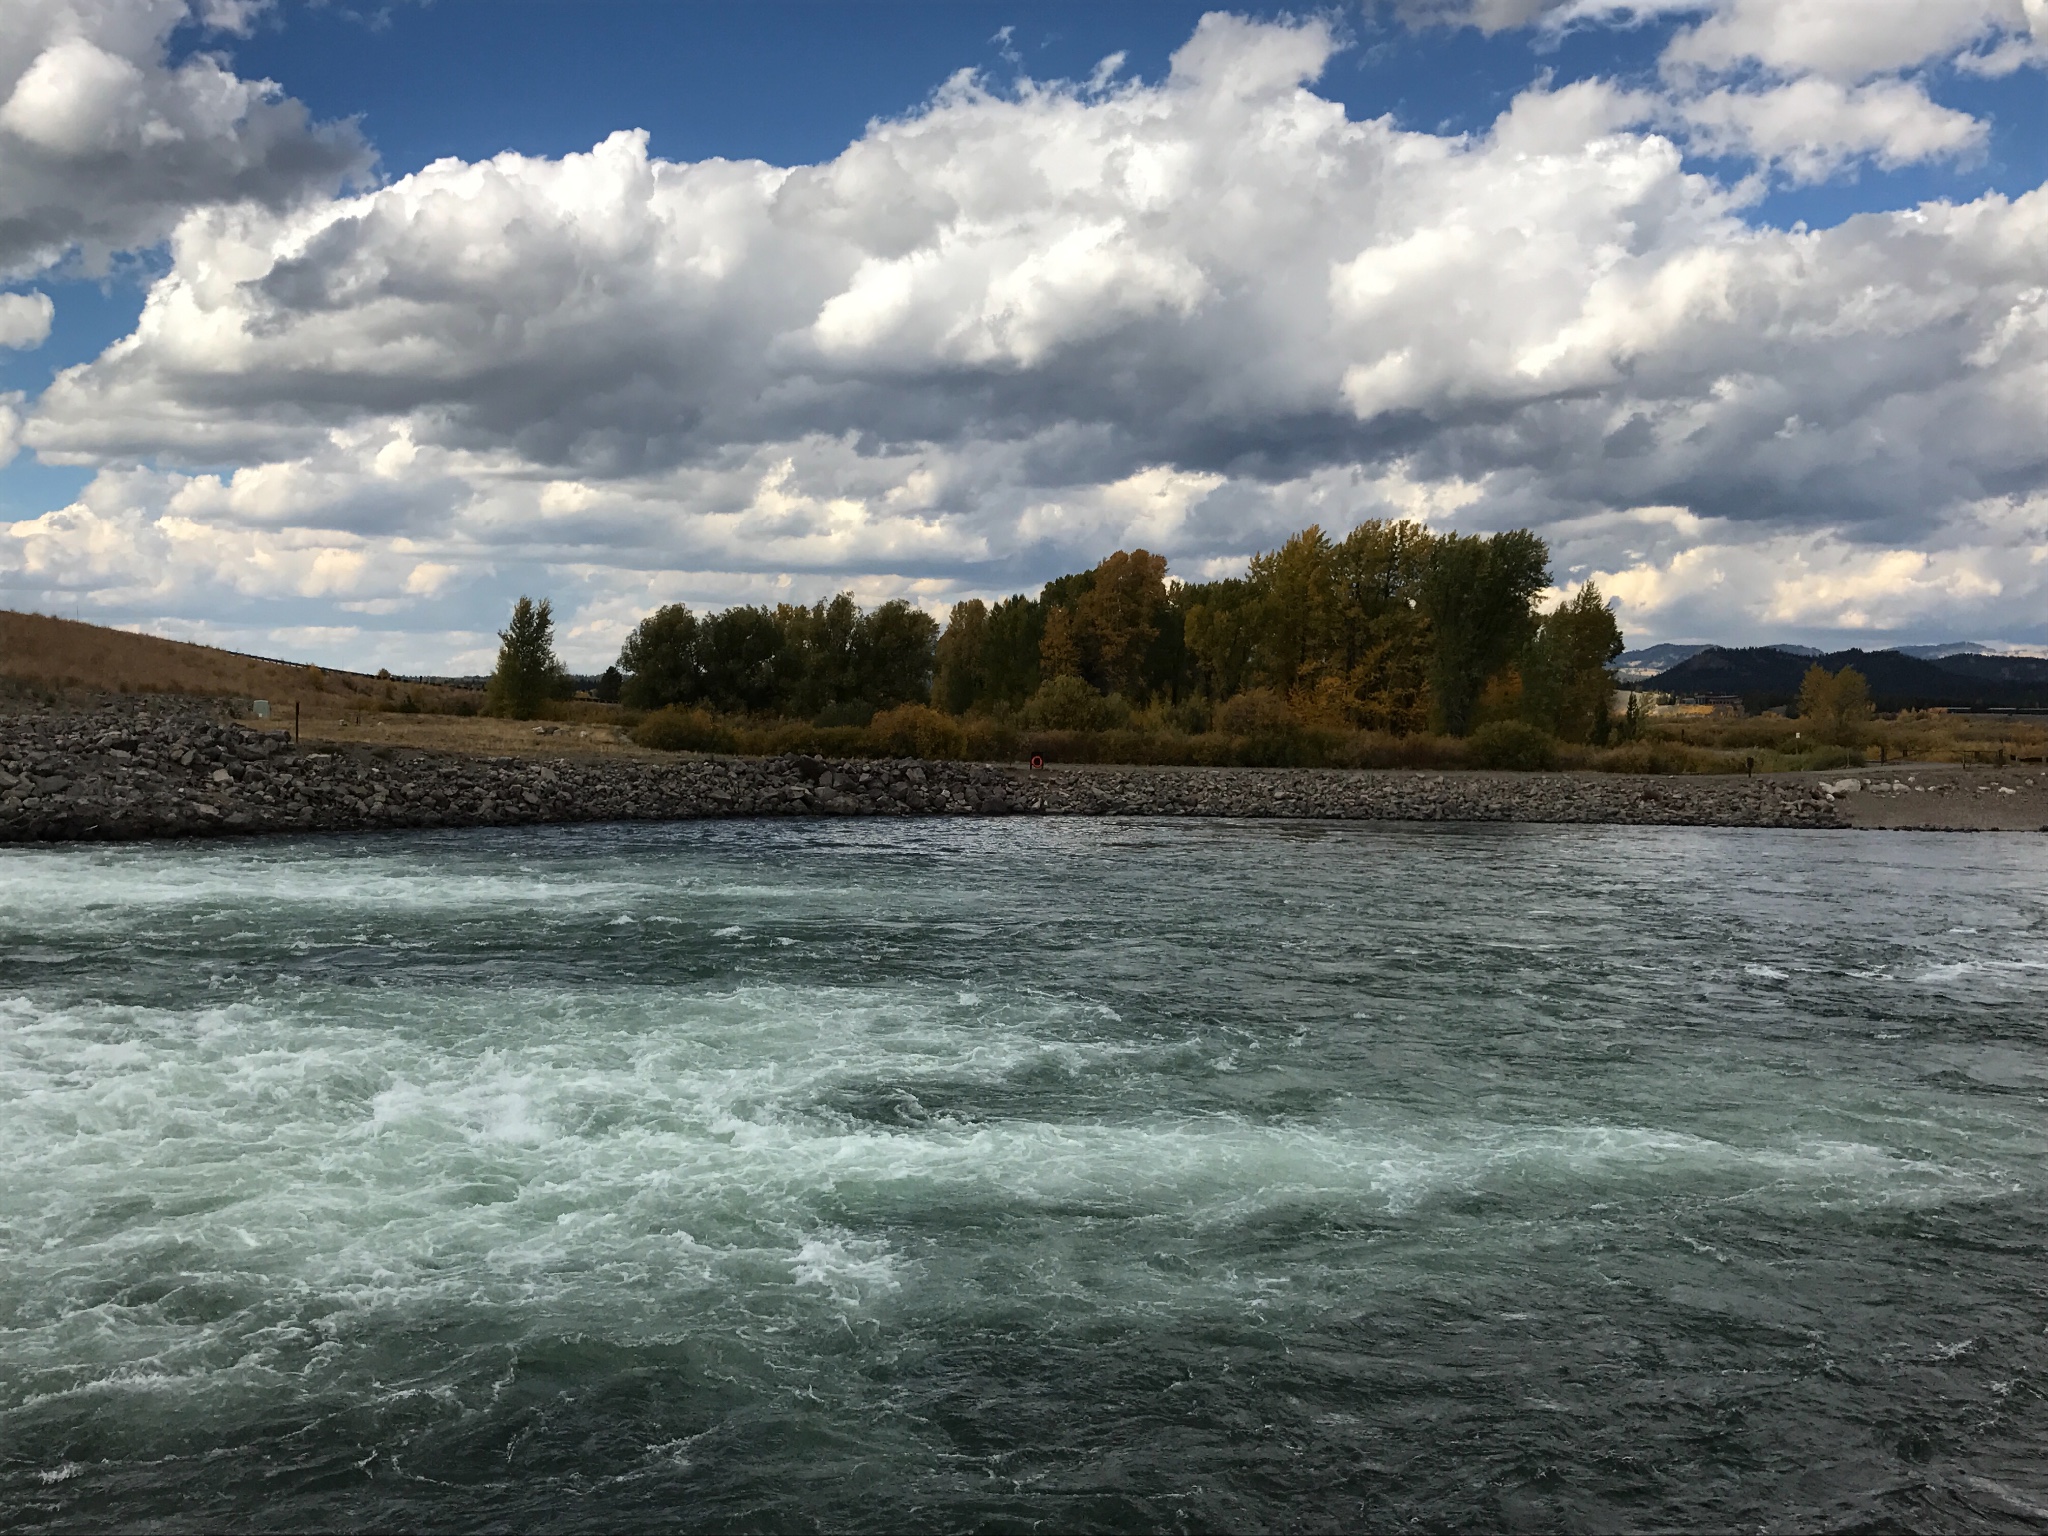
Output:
[{"xmin": 0, "ymin": 610, "xmax": 478, "ymax": 716}]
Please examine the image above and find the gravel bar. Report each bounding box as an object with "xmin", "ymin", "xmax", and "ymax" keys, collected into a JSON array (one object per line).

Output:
[{"xmin": 0, "ymin": 697, "xmax": 1853, "ymax": 843}]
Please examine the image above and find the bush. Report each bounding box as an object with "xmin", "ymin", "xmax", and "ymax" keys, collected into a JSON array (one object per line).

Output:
[
  {"xmin": 814, "ymin": 700, "xmax": 875, "ymax": 729},
  {"xmin": 1326, "ymin": 731, "xmax": 1470, "ymax": 770},
  {"xmin": 960, "ymin": 717, "xmax": 1022, "ymax": 763},
  {"xmin": 634, "ymin": 706, "xmax": 736, "ymax": 753},
  {"xmin": 1213, "ymin": 688, "xmax": 1297, "ymax": 738},
  {"xmin": 1468, "ymin": 720, "xmax": 1559, "ymax": 771},
  {"xmin": 1021, "ymin": 675, "xmax": 1130, "ymax": 732},
  {"xmin": 867, "ymin": 704, "xmax": 966, "ymax": 759},
  {"xmin": 1792, "ymin": 743, "xmax": 1865, "ymax": 771},
  {"xmin": 1582, "ymin": 740, "xmax": 1723, "ymax": 774},
  {"xmin": 1133, "ymin": 696, "xmax": 1212, "ymax": 735}
]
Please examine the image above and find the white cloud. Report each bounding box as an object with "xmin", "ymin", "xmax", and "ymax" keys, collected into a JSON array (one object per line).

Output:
[
  {"xmin": 1431, "ymin": 1, "xmax": 2041, "ymax": 187},
  {"xmin": 1586, "ymin": 495, "xmax": 2048, "ymax": 644},
  {"xmin": 1678, "ymin": 76, "xmax": 1986, "ymax": 182},
  {"xmin": 0, "ymin": 391, "xmax": 24, "ymax": 465},
  {"xmin": 1659, "ymin": 0, "xmax": 2043, "ymax": 84},
  {"xmin": 0, "ymin": 290, "xmax": 54, "ymax": 348},
  {"xmin": 0, "ymin": 0, "xmax": 371, "ymax": 279},
  {"xmin": 6, "ymin": 11, "xmax": 2048, "ymax": 660}
]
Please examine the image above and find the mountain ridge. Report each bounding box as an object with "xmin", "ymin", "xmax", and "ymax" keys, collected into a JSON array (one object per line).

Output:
[{"xmin": 1642, "ymin": 646, "xmax": 2048, "ymax": 710}]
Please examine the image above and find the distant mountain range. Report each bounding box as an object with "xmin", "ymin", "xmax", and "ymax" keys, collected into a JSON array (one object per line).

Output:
[
  {"xmin": 1635, "ymin": 646, "xmax": 2048, "ymax": 711},
  {"xmin": 1608, "ymin": 640, "xmax": 2030, "ymax": 682}
]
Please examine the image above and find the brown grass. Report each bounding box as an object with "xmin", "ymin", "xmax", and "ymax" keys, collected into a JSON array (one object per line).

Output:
[
  {"xmin": 299, "ymin": 709, "xmax": 658, "ymax": 760},
  {"xmin": 3, "ymin": 608, "xmax": 467, "ymax": 717},
  {"xmin": 0, "ymin": 609, "xmax": 663, "ymax": 760},
  {"xmin": 1652, "ymin": 711, "xmax": 2048, "ymax": 768}
]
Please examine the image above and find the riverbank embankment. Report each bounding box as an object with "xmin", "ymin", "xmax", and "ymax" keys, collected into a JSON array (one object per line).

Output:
[{"xmin": 3, "ymin": 697, "xmax": 2037, "ymax": 841}]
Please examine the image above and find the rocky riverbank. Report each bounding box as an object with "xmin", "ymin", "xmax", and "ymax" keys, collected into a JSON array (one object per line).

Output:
[{"xmin": 0, "ymin": 696, "xmax": 1865, "ymax": 842}]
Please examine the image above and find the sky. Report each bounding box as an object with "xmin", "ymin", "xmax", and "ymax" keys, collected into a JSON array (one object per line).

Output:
[{"xmin": 1, "ymin": 0, "xmax": 2045, "ymax": 673}]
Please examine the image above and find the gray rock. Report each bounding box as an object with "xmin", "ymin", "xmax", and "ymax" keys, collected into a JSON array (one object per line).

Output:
[{"xmin": 0, "ymin": 696, "xmax": 1853, "ymax": 845}]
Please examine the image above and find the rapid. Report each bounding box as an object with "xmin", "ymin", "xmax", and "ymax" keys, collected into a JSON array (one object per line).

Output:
[{"xmin": 3, "ymin": 819, "xmax": 2045, "ymax": 1531}]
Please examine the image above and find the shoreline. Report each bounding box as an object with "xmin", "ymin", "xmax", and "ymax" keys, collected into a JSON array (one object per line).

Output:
[{"xmin": 4, "ymin": 698, "xmax": 2044, "ymax": 844}]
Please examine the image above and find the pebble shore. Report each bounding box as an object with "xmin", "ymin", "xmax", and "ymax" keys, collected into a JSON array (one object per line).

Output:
[{"xmin": 0, "ymin": 697, "xmax": 1859, "ymax": 842}]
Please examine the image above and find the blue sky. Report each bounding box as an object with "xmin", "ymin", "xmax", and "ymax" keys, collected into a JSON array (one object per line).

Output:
[{"xmin": 3, "ymin": 0, "xmax": 2046, "ymax": 668}]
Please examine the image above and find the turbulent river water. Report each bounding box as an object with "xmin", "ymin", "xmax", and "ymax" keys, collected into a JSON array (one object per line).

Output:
[{"xmin": 3, "ymin": 820, "xmax": 2047, "ymax": 1533}]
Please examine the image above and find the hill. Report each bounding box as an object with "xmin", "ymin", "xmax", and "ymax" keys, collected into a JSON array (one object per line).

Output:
[
  {"xmin": 1612, "ymin": 643, "xmax": 1710, "ymax": 681},
  {"xmin": 1614, "ymin": 640, "xmax": 1831, "ymax": 682},
  {"xmin": 1646, "ymin": 646, "xmax": 2048, "ymax": 711},
  {"xmin": 0, "ymin": 610, "xmax": 480, "ymax": 715}
]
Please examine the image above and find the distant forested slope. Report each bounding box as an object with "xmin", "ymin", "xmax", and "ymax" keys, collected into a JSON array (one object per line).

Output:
[{"xmin": 1647, "ymin": 647, "xmax": 2048, "ymax": 710}]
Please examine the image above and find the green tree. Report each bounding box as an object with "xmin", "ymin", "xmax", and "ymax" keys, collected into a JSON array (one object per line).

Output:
[
  {"xmin": 487, "ymin": 595, "xmax": 568, "ymax": 719},
  {"xmin": 1244, "ymin": 526, "xmax": 1338, "ymax": 694},
  {"xmin": 979, "ymin": 595, "xmax": 1045, "ymax": 708},
  {"xmin": 696, "ymin": 606, "xmax": 785, "ymax": 713},
  {"xmin": 933, "ymin": 599, "xmax": 989, "ymax": 714},
  {"xmin": 1021, "ymin": 673, "xmax": 1130, "ymax": 731},
  {"xmin": 1796, "ymin": 663, "xmax": 1873, "ymax": 746},
  {"xmin": 853, "ymin": 600, "xmax": 940, "ymax": 708},
  {"xmin": 617, "ymin": 602, "xmax": 701, "ymax": 709},
  {"xmin": 1181, "ymin": 577, "xmax": 1258, "ymax": 701},
  {"xmin": 1419, "ymin": 529, "xmax": 1550, "ymax": 736},
  {"xmin": 1070, "ymin": 548, "xmax": 1170, "ymax": 698},
  {"xmin": 1520, "ymin": 581, "xmax": 1624, "ymax": 743},
  {"xmin": 1329, "ymin": 519, "xmax": 1434, "ymax": 732},
  {"xmin": 1039, "ymin": 605, "xmax": 1083, "ymax": 681},
  {"xmin": 774, "ymin": 593, "xmax": 862, "ymax": 717},
  {"xmin": 1617, "ymin": 691, "xmax": 1648, "ymax": 743}
]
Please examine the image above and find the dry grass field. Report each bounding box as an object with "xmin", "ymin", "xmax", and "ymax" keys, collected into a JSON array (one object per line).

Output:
[
  {"xmin": 300, "ymin": 709, "xmax": 656, "ymax": 759},
  {"xmin": 0, "ymin": 609, "xmax": 659, "ymax": 760},
  {"xmin": 2, "ymin": 610, "xmax": 464, "ymax": 710}
]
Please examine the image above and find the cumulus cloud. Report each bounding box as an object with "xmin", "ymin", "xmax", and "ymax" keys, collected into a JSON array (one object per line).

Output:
[
  {"xmin": 1657, "ymin": 0, "xmax": 2046, "ymax": 83},
  {"xmin": 1579, "ymin": 495, "xmax": 2048, "ymax": 643},
  {"xmin": 0, "ymin": 290, "xmax": 54, "ymax": 348},
  {"xmin": 7, "ymin": 10, "xmax": 2048, "ymax": 661},
  {"xmin": 0, "ymin": 0, "xmax": 372, "ymax": 279},
  {"xmin": 0, "ymin": 392, "xmax": 25, "ymax": 466},
  {"xmin": 1507, "ymin": 0, "xmax": 2044, "ymax": 78},
  {"xmin": 1677, "ymin": 76, "xmax": 1986, "ymax": 181},
  {"xmin": 1451, "ymin": 1, "xmax": 2039, "ymax": 182}
]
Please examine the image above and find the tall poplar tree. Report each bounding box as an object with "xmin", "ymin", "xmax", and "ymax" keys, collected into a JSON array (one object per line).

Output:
[{"xmin": 487, "ymin": 596, "xmax": 568, "ymax": 719}]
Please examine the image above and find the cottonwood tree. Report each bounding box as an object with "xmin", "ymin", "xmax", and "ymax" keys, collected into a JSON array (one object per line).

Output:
[
  {"xmin": 933, "ymin": 598, "xmax": 990, "ymax": 715},
  {"xmin": 1521, "ymin": 582, "xmax": 1624, "ymax": 743},
  {"xmin": 1797, "ymin": 664, "xmax": 1873, "ymax": 745},
  {"xmin": 616, "ymin": 592, "xmax": 939, "ymax": 719},
  {"xmin": 487, "ymin": 596, "xmax": 568, "ymax": 719},
  {"xmin": 1419, "ymin": 530, "xmax": 1550, "ymax": 737},
  {"xmin": 617, "ymin": 603, "xmax": 702, "ymax": 709}
]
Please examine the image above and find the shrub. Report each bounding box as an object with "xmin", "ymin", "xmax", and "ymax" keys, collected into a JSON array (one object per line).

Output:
[
  {"xmin": 634, "ymin": 706, "xmax": 736, "ymax": 753},
  {"xmin": 814, "ymin": 700, "xmax": 875, "ymax": 729},
  {"xmin": 1468, "ymin": 719, "xmax": 1559, "ymax": 771},
  {"xmin": 1133, "ymin": 696, "xmax": 1212, "ymax": 735},
  {"xmin": 1582, "ymin": 740, "xmax": 1738, "ymax": 775},
  {"xmin": 1021, "ymin": 675, "xmax": 1131, "ymax": 732},
  {"xmin": 1327, "ymin": 731, "xmax": 1470, "ymax": 770},
  {"xmin": 1794, "ymin": 743, "xmax": 1865, "ymax": 771},
  {"xmin": 960, "ymin": 716, "xmax": 1022, "ymax": 762},
  {"xmin": 1213, "ymin": 688, "xmax": 1297, "ymax": 738},
  {"xmin": 867, "ymin": 703, "xmax": 966, "ymax": 759}
]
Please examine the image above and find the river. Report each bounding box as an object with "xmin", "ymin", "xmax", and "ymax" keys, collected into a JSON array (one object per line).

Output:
[{"xmin": 4, "ymin": 820, "xmax": 2045, "ymax": 1530}]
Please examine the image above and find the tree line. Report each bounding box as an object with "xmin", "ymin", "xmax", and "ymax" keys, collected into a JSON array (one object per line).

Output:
[
  {"xmin": 499, "ymin": 518, "xmax": 1624, "ymax": 741},
  {"xmin": 607, "ymin": 594, "xmax": 938, "ymax": 720}
]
